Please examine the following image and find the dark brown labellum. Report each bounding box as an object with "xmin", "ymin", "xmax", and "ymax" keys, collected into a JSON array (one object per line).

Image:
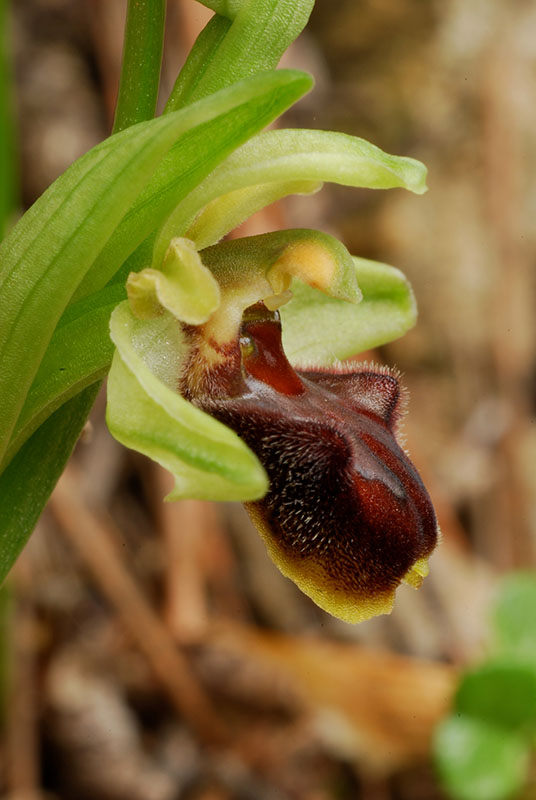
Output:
[{"xmin": 190, "ymin": 302, "xmax": 439, "ymax": 622}]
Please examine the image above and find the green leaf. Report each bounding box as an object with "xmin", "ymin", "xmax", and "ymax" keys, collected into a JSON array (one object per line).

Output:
[
  {"xmin": 73, "ymin": 70, "xmax": 312, "ymax": 302},
  {"xmin": 154, "ymin": 128, "xmax": 427, "ymax": 261},
  {"xmin": 434, "ymin": 715, "xmax": 530, "ymax": 800},
  {"xmin": 168, "ymin": 0, "xmax": 314, "ymax": 107},
  {"xmin": 0, "ymin": 383, "xmax": 100, "ymax": 585},
  {"xmin": 107, "ymin": 302, "xmax": 268, "ymax": 501},
  {"xmin": 281, "ymin": 256, "xmax": 417, "ymax": 364},
  {"xmin": 1, "ymin": 69, "xmax": 311, "ymax": 472},
  {"xmin": 4, "ymin": 285, "xmax": 123, "ymax": 466},
  {"xmin": 164, "ymin": 15, "xmax": 232, "ymax": 113},
  {"xmin": 0, "ymin": 106, "xmax": 207, "ymax": 468},
  {"xmin": 455, "ymin": 659, "xmax": 536, "ymax": 731},
  {"xmin": 195, "ymin": 0, "xmax": 246, "ymax": 17},
  {"xmin": 493, "ymin": 572, "xmax": 536, "ymax": 661}
]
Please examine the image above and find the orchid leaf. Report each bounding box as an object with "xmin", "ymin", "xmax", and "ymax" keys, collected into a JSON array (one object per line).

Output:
[
  {"xmin": 0, "ymin": 383, "xmax": 100, "ymax": 584},
  {"xmin": 0, "ymin": 104, "xmax": 222, "ymax": 467},
  {"xmin": 107, "ymin": 302, "xmax": 268, "ymax": 501},
  {"xmin": 195, "ymin": 0, "xmax": 245, "ymax": 17},
  {"xmin": 73, "ymin": 70, "xmax": 312, "ymax": 302},
  {"xmin": 281, "ymin": 256, "xmax": 417, "ymax": 364},
  {"xmin": 166, "ymin": 0, "xmax": 313, "ymax": 108},
  {"xmin": 0, "ymin": 69, "xmax": 309, "ymax": 470},
  {"xmin": 153, "ymin": 128, "xmax": 427, "ymax": 262},
  {"xmin": 164, "ymin": 15, "xmax": 232, "ymax": 113},
  {"xmin": 4, "ymin": 285, "xmax": 123, "ymax": 466}
]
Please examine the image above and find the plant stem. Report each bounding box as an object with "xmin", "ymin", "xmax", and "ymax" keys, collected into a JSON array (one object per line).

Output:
[
  {"xmin": 0, "ymin": 0, "xmax": 17, "ymax": 239},
  {"xmin": 112, "ymin": 0, "xmax": 166, "ymax": 134}
]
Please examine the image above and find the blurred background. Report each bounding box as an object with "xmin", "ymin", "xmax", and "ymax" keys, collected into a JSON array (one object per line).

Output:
[{"xmin": 2, "ymin": 0, "xmax": 536, "ymax": 797}]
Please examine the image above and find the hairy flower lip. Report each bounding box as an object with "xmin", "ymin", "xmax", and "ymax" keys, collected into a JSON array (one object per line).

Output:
[{"xmin": 190, "ymin": 302, "xmax": 438, "ymax": 623}]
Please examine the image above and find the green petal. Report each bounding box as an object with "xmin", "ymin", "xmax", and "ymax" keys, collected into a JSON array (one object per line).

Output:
[
  {"xmin": 127, "ymin": 237, "xmax": 220, "ymax": 323},
  {"xmin": 281, "ymin": 256, "xmax": 417, "ymax": 364},
  {"xmin": 186, "ymin": 180, "xmax": 321, "ymax": 250},
  {"xmin": 107, "ymin": 302, "xmax": 268, "ymax": 501}
]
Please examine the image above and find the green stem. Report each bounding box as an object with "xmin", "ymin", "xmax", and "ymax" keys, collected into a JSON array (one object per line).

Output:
[
  {"xmin": 0, "ymin": 0, "xmax": 17, "ymax": 239},
  {"xmin": 112, "ymin": 0, "xmax": 166, "ymax": 134}
]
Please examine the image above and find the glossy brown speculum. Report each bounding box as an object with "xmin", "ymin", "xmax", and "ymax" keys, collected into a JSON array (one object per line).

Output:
[{"xmin": 187, "ymin": 302, "xmax": 438, "ymax": 622}]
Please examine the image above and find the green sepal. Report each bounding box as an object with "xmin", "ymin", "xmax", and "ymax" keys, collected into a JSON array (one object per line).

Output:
[
  {"xmin": 153, "ymin": 128, "xmax": 427, "ymax": 261},
  {"xmin": 281, "ymin": 256, "xmax": 417, "ymax": 364},
  {"xmin": 107, "ymin": 302, "xmax": 268, "ymax": 501}
]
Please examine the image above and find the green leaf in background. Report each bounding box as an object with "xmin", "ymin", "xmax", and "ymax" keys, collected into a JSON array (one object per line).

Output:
[
  {"xmin": 154, "ymin": 128, "xmax": 428, "ymax": 262},
  {"xmin": 73, "ymin": 70, "xmax": 312, "ymax": 302},
  {"xmin": 0, "ymin": 383, "xmax": 100, "ymax": 584},
  {"xmin": 166, "ymin": 0, "xmax": 314, "ymax": 108},
  {"xmin": 434, "ymin": 715, "xmax": 530, "ymax": 800},
  {"xmin": 107, "ymin": 303, "xmax": 268, "ymax": 502},
  {"xmin": 492, "ymin": 572, "xmax": 536, "ymax": 661},
  {"xmin": 455, "ymin": 659, "xmax": 536, "ymax": 731},
  {"xmin": 281, "ymin": 257, "xmax": 417, "ymax": 364}
]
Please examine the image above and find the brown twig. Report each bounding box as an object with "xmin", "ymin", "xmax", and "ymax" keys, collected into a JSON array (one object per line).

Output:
[{"xmin": 50, "ymin": 464, "xmax": 228, "ymax": 746}]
